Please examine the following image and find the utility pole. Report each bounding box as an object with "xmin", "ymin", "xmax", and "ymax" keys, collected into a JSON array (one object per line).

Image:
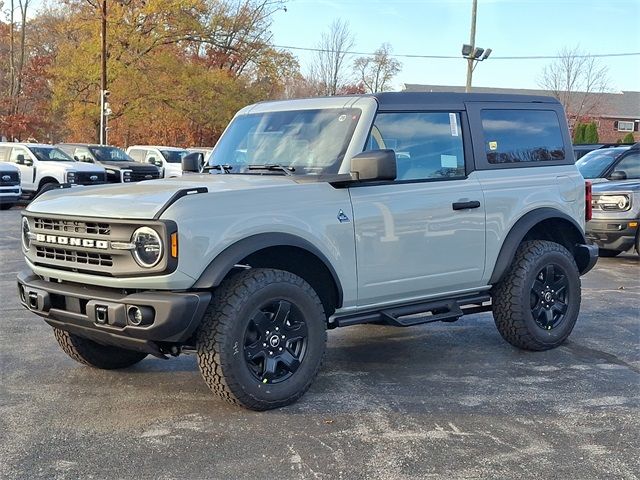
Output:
[
  {"xmin": 99, "ymin": 0, "xmax": 107, "ymax": 144},
  {"xmin": 465, "ymin": 0, "xmax": 477, "ymax": 93}
]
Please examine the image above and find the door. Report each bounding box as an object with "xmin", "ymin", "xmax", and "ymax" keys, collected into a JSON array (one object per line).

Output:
[
  {"xmin": 349, "ymin": 111, "xmax": 486, "ymax": 307},
  {"xmin": 10, "ymin": 146, "xmax": 36, "ymax": 192},
  {"xmin": 145, "ymin": 149, "xmax": 165, "ymax": 177}
]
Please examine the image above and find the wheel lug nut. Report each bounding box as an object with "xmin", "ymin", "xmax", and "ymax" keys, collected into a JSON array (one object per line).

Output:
[
  {"xmin": 262, "ymin": 343, "xmax": 267, "ymax": 347},
  {"xmin": 266, "ymin": 331, "xmax": 270, "ymax": 335},
  {"xmin": 275, "ymin": 327, "xmax": 279, "ymax": 331},
  {"xmin": 269, "ymin": 351, "xmax": 273, "ymax": 355},
  {"xmin": 281, "ymin": 335, "xmax": 285, "ymax": 339},
  {"xmin": 279, "ymin": 347, "xmax": 283, "ymax": 351}
]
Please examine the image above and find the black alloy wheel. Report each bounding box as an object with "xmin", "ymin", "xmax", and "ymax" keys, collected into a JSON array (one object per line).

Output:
[
  {"xmin": 243, "ymin": 299, "xmax": 308, "ymax": 384},
  {"xmin": 530, "ymin": 264, "xmax": 570, "ymax": 331}
]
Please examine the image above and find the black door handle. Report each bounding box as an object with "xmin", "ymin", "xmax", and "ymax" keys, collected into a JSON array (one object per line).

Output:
[{"xmin": 452, "ymin": 200, "xmax": 481, "ymax": 210}]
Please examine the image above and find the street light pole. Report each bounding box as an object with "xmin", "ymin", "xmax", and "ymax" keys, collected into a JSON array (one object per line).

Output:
[
  {"xmin": 99, "ymin": 0, "xmax": 107, "ymax": 144},
  {"xmin": 465, "ymin": 0, "xmax": 478, "ymax": 93}
]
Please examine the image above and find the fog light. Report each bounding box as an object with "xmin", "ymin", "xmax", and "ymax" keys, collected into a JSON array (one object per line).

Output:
[{"xmin": 127, "ymin": 305, "xmax": 154, "ymax": 326}]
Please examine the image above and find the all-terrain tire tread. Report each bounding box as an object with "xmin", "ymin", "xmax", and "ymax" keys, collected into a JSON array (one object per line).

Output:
[
  {"xmin": 492, "ymin": 240, "xmax": 581, "ymax": 351},
  {"xmin": 197, "ymin": 268, "xmax": 326, "ymax": 410},
  {"xmin": 53, "ymin": 328, "xmax": 147, "ymax": 369}
]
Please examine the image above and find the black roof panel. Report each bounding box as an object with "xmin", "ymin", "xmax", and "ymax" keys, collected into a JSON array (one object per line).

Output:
[{"xmin": 372, "ymin": 91, "xmax": 559, "ymax": 111}]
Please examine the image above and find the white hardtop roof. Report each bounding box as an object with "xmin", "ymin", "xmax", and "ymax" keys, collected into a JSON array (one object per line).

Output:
[
  {"xmin": 128, "ymin": 145, "xmax": 188, "ymax": 151},
  {"xmin": 0, "ymin": 142, "xmax": 59, "ymax": 148}
]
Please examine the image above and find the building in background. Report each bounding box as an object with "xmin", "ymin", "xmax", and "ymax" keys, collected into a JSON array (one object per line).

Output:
[{"xmin": 404, "ymin": 84, "xmax": 639, "ymax": 144}]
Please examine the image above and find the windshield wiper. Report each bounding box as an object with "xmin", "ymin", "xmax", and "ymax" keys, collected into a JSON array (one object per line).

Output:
[
  {"xmin": 204, "ymin": 164, "xmax": 233, "ymax": 173},
  {"xmin": 247, "ymin": 164, "xmax": 295, "ymax": 176}
]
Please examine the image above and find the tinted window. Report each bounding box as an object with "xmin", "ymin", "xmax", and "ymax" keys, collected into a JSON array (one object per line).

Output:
[
  {"xmin": 89, "ymin": 146, "xmax": 132, "ymax": 162},
  {"xmin": 28, "ymin": 146, "xmax": 74, "ymax": 161},
  {"xmin": 481, "ymin": 110, "xmax": 565, "ymax": 164},
  {"xmin": 613, "ymin": 152, "xmax": 640, "ymax": 180},
  {"xmin": 365, "ymin": 112, "xmax": 465, "ymax": 181},
  {"xmin": 576, "ymin": 148, "xmax": 629, "ymax": 179},
  {"xmin": 160, "ymin": 150, "xmax": 188, "ymax": 164}
]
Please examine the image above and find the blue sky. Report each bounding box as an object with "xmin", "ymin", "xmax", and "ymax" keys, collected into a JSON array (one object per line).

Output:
[{"xmin": 270, "ymin": 0, "xmax": 640, "ymax": 92}]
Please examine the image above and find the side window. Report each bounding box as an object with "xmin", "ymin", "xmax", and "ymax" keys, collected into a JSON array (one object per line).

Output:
[
  {"xmin": 0, "ymin": 146, "xmax": 10, "ymax": 162},
  {"xmin": 74, "ymin": 147, "xmax": 92, "ymax": 161},
  {"xmin": 10, "ymin": 147, "xmax": 29, "ymax": 163},
  {"xmin": 613, "ymin": 152, "xmax": 640, "ymax": 180},
  {"xmin": 366, "ymin": 112, "xmax": 465, "ymax": 181},
  {"xmin": 128, "ymin": 149, "xmax": 146, "ymax": 162},
  {"xmin": 481, "ymin": 110, "xmax": 565, "ymax": 164},
  {"xmin": 145, "ymin": 150, "xmax": 161, "ymax": 164}
]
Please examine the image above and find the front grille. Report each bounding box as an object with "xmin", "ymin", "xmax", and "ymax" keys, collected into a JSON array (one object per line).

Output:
[
  {"xmin": 0, "ymin": 171, "xmax": 20, "ymax": 186},
  {"xmin": 34, "ymin": 217, "xmax": 111, "ymax": 235},
  {"xmin": 36, "ymin": 246, "xmax": 113, "ymax": 267},
  {"xmin": 129, "ymin": 169, "xmax": 160, "ymax": 182},
  {"xmin": 76, "ymin": 171, "xmax": 107, "ymax": 185}
]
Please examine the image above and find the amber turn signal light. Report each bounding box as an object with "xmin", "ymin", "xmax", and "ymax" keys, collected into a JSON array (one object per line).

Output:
[{"xmin": 170, "ymin": 232, "xmax": 178, "ymax": 258}]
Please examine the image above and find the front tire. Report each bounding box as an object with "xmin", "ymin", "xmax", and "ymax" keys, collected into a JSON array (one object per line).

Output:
[
  {"xmin": 0, "ymin": 203, "xmax": 14, "ymax": 210},
  {"xmin": 53, "ymin": 328, "xmax": 147, "ymax": 369},
  {"xmin": 492, "ymin": 240, "xmax": 581, "ymax": 351},
  {"xmin": 196, "ymin": 268, "xmax": 327, "ymax": 411}
]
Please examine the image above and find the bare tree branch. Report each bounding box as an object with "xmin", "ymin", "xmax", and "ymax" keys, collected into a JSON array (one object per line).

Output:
[{"xmin": 354, "ymin": 43, "xmax": 401, "ymax": 93}]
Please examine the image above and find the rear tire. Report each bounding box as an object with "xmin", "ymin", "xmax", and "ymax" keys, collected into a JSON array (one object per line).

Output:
[
  {"xmin": 53, "ymin": 328, "xmax": 147, "ymax": 369},
  {"xmin": 196, "ymin": 268, "xmax": 327, "ymax": 411},
  {"xmin": 492, "ymin": 240, "xmax": 581, "ymax": 351},
  {"xmin": 598, "ymin": 248, "xmax": 622, "ymax": 257}
]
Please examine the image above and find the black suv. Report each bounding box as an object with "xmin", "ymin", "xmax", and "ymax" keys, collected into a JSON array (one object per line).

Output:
[{"xmin": 57, "ymin": 144, "xmax": 161, "ymax": 183}]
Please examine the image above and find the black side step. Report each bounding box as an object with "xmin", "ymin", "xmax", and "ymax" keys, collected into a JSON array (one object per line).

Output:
[{"xmin": 333, "ymin": 293, "xmax": 492, "ymax": 328}]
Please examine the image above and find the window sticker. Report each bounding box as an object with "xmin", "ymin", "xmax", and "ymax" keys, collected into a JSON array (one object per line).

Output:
[
  {"xmin": 441, "ymin": 154, "xmax": 458, "ymax": 168},
  {"xmin": 449, "ymin": 113, "xmax": 459, "ymax": 137},
  {"xmin": 488, "ymin": 141, "xmax": 498, "ymax": 151}
]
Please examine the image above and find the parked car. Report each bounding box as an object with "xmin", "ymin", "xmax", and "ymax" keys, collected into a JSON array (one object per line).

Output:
[
  {"xmin": 0, "ymin": 142, "xmax": 107, "ymax": 198},
  {"xmin": 573, "ymin": 143, "xmax": 632, "ymax": 161},
  {"xmin": 0, "ymin": 162, "xmax": 21, "ymax": 209},
  {"xmin": 57, "ymin": 144, "xmax": 161, "ymax": 183},
  {"xmin": 126, "ymin": 145, "xmax": 188, "ymax": 178},
  {"xmin": 577, "ymin": 143, "xmax": 639, "ymax": 180},
  {"xmin": 17, "ymin": 92, "xmax": 597, "ymax": 411},
  {"xmin": 588, "ymin": 181, "xmax": 640, "ymax": 257}
]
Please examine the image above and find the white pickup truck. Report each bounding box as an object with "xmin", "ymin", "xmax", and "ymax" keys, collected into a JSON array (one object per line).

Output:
[
  {"xmin": 0, "ymin": 143, "xmax": 107, "ymax": 198},
  {"xmin": 0, "ymin": 161, "xmax": 21, "ymax": 209}
]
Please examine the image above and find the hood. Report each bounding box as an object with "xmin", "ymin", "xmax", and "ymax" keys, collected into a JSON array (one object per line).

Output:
[
  {"xmin": 0, "ymin": 161, "xmax": 20, "ymax": 173},
  {"xmin": 67, "ymin": 161, "xmax": 105, "ymax": 173},
  {"xmin": 26, "ymin": 174, "xmax": 295, "ymax": 219},
  {"xmin": 96, "ymin": 160, "xmax": 154, "ymax": 171},
  {"xmin": 592, "ymin": 179, "xmax": 640, "ymax": 193}
]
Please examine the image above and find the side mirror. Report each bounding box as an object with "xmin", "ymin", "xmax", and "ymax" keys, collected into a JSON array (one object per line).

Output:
[
  {"xmin": 609, "ymin": 170, "xmax": 627, "ymax": 181},
  {"xmin": 350, "ymin": 149, "xmax": 397, "ymax": 182},
  {"xmin": 181, "ymin": 152, "xmax": 200, "ymax": 173},
  {"xmin": 73, "ymin": 155, "xmax": 80, "ymax": 161},
  {"xmin": 148, "ymin": 156, "xmax": 160, "ymax": 166}
]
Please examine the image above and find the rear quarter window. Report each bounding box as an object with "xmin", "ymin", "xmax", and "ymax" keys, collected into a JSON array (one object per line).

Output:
[
  {"xmin": 128, "ymin": 149, "xmax": 146, "ymax": 162},
  {"xmin": 481, "ymin": 110, "xmax": 565, "ymax": 164}
]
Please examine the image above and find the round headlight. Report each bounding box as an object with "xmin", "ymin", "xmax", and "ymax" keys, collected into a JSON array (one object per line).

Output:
[
  {"xmin": 22, "ymin": 217, "xmax": 31, "ymax": 251},
  {"xmin": 132, "ymin": 227, "xmax": 162, "ymax": 268}
]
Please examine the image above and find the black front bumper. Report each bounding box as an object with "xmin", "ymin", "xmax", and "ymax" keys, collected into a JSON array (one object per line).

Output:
[
  {"xmin": 17, "ymin": 270, "xmax": 211, "ymax": 357},
  {"xmin": 586, "ymin": 218, "xmax": 638, "ymax": 252}
]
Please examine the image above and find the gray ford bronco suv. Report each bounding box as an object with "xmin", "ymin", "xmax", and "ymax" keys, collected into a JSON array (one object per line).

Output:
[{"xmin": 17, "ymin": 93, "xmax": 598, "ymax": 410}]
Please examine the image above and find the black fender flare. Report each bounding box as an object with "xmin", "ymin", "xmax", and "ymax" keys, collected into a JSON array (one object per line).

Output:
[
  {"xmin": 192, "ymin": 233, "xmax": 344, "ymax": 307},
  {"xmin": 489, "ymin": 207, "xmax": 589, "ymax": 284}
]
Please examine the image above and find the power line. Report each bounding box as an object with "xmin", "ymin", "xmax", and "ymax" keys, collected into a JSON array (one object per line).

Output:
[{"xmin": 273, "ymin": 44, "xmax": 640, "ymax": 60}]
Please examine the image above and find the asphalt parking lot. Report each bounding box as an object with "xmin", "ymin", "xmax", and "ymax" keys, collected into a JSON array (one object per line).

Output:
[{"xmin": 1, "ymin": 206, "xmax": 638, "ymax": 480}]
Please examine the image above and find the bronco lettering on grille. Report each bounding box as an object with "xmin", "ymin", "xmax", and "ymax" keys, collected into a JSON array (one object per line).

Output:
[{"xmin": 35, "ymin": 234, "xmax": 109, "ymax": 249}]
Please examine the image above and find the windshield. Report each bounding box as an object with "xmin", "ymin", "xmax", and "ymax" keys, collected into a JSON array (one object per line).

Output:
[
  {"xmin": 160, "ymin": 150, "xmax": 188, "ymax": 163},
  {"xmin": 89, "ymin": 146, "xmax": 133, "ymax": 162},
  {"xmin": 576, "ymin": 148, "xmax": 629, "ymax": 179},
  {"xmin": 209, "ymin": 108, "xmax": 361, "ymax": 174},
  {"xmin": 28, "ymin": 146, "xmax": 74, "ymax": 162}
]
